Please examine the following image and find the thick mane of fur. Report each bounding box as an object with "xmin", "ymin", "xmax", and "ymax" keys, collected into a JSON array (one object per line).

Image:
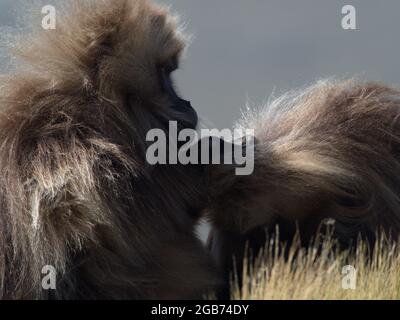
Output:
[
  {"xmin": 209, "ymin": 79, "xmax": 400, "ymax": 240},
  {"xmin": 0, "ymin": 0, "xmax": 218, "ymax": 299},
  {"xmin": 207, "ymin": 79, "xmax": 400, "ymax": 299}
]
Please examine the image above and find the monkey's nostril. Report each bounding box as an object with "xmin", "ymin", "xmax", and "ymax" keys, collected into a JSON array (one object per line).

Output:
[
  {"xmin": 179, "ymin": 98, "xmax": 193, "ymax": 110},
  {"xmin": 189, "ymin": 107, "xmax": 199, "ymax": 128}
]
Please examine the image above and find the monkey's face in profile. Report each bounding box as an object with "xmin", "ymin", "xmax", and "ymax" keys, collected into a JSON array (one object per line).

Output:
[
  {"xmin": 15, "ymin": 0, "xmax": 198, "ymax": 153},
  {"xmin": 88, "ymin": 0, "xmax": 199, "ymax": 136},
  {"xmin": 157, "ymin": 56, "xmax": 198, "ymax": 130}
]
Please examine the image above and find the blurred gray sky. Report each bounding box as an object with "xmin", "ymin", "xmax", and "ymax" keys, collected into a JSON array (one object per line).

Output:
[{"xmin": 1, "ymin": 0, "xmax": 400, "ymax": 129}]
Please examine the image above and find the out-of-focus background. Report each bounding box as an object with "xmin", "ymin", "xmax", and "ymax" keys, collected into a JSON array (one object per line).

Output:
[{"xmin": 1, "ymin": 0, "xmax": 400, "ymax": 130}]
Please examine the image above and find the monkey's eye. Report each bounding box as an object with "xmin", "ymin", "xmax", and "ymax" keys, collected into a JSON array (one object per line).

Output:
[{"xmin": 160, "ymin": 59, "xmax": 180, "ymax": 101}]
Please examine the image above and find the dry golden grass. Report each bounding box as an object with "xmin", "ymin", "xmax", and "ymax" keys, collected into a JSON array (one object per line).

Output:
[{"xmin": 231, "ymin": 231, "xmax": 400, "ymax": 300}]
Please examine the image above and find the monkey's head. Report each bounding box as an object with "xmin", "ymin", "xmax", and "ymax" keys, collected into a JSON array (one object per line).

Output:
[
  {"xmin": 12, "ymin": 0, "xmax": 197, "ymax": 157},
  {"xmin": 89, "ymin": 0, "xmax": 198, "ymax": 131}
]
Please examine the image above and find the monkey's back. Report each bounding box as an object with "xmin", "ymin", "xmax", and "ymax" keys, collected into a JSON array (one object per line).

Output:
[{"xmin": 210, "ymin": 80, "xmax": 400, "ymax": 243}]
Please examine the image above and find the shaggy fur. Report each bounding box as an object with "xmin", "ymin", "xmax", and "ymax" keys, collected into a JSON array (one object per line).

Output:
[
  {"xmin": 3, "ymin": 0, "xmax": 400, "ymax": 301},
  {"xmin": 0, "ymin": 0, "xmax": 219, "ymax": 299},
  {"xmin": 207, "ymin": 80, "xmax": 400, "ymax": 296}
]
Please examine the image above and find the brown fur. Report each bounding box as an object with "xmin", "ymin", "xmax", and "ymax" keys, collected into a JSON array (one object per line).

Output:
[
  {"xmin": 207, "ymin": 80, "xmax": 400, "ymax": 297},
  {"xmin": 3, "ymin": 0, "xmax": 399, "ymax": 301},
  {"xmin": 0, "ymin": 0, "xmax": 219, "ymax": 299}
]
